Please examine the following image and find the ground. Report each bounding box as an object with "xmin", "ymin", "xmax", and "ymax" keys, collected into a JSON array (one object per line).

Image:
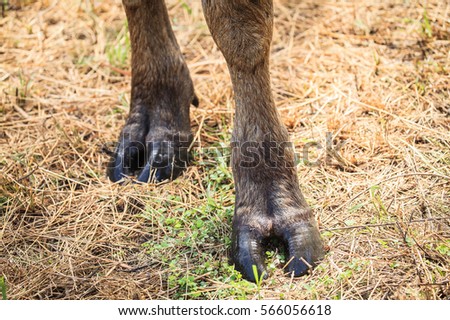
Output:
[{"xmin": 1, "ymin": 0, "xmax": 449, "ymax": 299}]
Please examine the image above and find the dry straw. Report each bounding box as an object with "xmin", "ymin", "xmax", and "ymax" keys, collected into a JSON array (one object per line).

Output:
[{"xmin": 1, "ymin": 0, "xmax": 449, "ymax": 299}]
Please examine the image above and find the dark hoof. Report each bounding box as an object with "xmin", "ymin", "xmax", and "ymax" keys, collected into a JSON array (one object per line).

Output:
[
  {"xmin": 231, "ymin": 217, "xmax": 324, "ymax": 282},
  {"xmin": 135, "ymin": 141, "xmax": 189, "ymax": 183},
  {"xmin": 107, "ymin": 139, "xmax": 190, "ymax": 183},
  {"xmin": 106, "ymin": 119, "xmax": 191, "ymax": 183},
  {"xmin": 107, "ymin": 135, "xmax": 145, "ymax": 182},
  {"xmin": 281, "ymin": 221, "xmax": 324, "ymax": 277},
  {"xmin": 232, "ymin": 226, "xmax": 268, "ymax": 282}
]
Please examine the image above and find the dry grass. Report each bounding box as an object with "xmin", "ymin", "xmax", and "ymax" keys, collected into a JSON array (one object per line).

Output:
[{"xmin": 1, "ymin": 0, "xmax": 449, "ymax": 300}]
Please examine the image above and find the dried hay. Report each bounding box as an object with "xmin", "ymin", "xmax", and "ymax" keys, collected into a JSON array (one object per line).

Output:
[{"xmin": 1, "ymin": 0, "xmax": 449, "ymax": 299}]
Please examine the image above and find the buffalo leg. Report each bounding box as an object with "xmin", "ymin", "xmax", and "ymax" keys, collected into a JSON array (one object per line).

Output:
[
  {"xmin": 202, "ymin": 0, "xmax": 324, "ymax": 282},
  {"xmin": 108, "ymin": 0, "xmax": 197, "ymax": 182}
]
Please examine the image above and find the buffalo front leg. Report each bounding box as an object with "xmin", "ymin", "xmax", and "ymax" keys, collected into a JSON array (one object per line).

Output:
[
  {"xmin": 107, "ymin": 0, "xmax": 197, "ymax": 183},
  {"xmin": 202, "ymin": 0, "xmax": 324, "ymax": 282}
]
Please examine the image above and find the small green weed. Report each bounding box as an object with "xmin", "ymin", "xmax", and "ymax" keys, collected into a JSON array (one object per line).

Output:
[
  {"xmin": 436, "ymin": 241, "xmax": 450, "ymax": 256},
  {"xmin": 179, "ymin": 1, "xmax": 192, "ymax": 15},
  {"xmin": 106, "ymin": 22, "xmax": 130, "ymax": 69},
  {"xmin": 369, "ymin": 185, "xmax": 389, "ymax": 221},
  {"xmin": 421, "ymin": 9, "xmax": 433, "ymax": 38},
  {"xmin": 0, "ymin": 277, "xmax": 6, "ymax": 300},
  {"xmin": 139, "ymin": 135, "xmax": 265, "ymax": 298}
]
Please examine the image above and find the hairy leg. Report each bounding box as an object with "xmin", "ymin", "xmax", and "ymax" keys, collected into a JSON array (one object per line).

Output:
[
  {"xmin": 108, "ymin": 0, "xmax": 197, "ymax": 182},
  {"xmin": 202, "ymin": 0, "xmax": 324, "ymax": 282}
]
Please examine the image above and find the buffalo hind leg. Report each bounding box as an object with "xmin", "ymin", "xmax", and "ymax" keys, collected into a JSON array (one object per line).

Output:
[
  {"xmin": 108, "ymin": 0, "xmax": 197, "ymax": 183},
  {"xmin": 202, "ymin": 0, "xmax": 324, "ymax": 282}
]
